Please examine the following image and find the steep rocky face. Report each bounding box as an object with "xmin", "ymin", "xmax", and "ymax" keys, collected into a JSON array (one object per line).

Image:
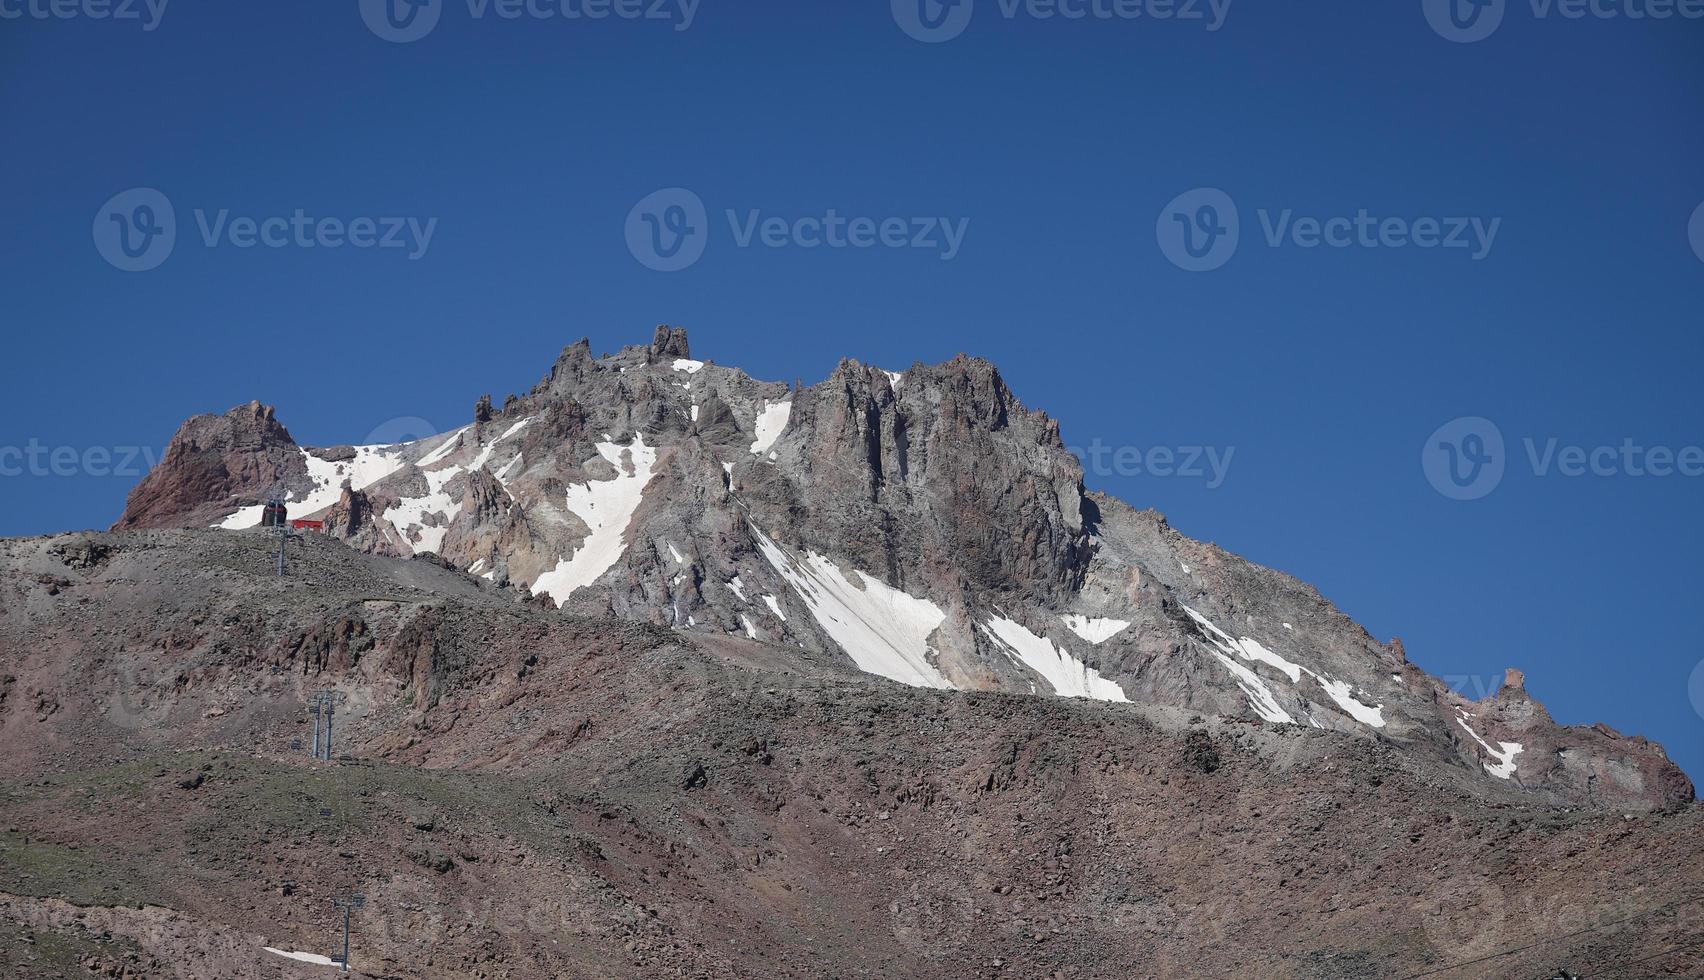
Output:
[
  {"xmin": 114, "ymin": 401, "xmax": 305, "ymax": 530},
  {"xmin": 108, "ymin": 327, "xmax": 1694, "ymax": 811}
]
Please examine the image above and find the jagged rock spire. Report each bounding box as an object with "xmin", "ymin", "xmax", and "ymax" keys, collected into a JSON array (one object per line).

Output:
[{"xmin": 650, "ymin": 325, "xmax": 691, "ymax": 359}]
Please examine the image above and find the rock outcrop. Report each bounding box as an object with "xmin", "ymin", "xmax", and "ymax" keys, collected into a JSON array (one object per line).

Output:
[{"xmin": 114, "ymin": 401, "xmax": 304, "ymax": 531}]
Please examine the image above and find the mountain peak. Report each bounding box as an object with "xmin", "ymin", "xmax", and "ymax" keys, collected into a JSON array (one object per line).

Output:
[
  {"xmin": 649, "ymin": 325, "xmax": 691, "ymax": 360},
  {"xmin": 106, "ymin": 326, "xmax": 1693, "ymax": 811}
]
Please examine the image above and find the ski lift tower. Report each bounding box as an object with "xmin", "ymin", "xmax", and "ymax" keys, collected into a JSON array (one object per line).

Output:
[
  {"xmin": 331, "ymin": 893, "xmax": 366, "ymax": 973},
  {"xmin": 264, "ymin": 498, "xmax": 303, "ymax": 578},
  {"xmin": 306, "ymin": 691, "xmax": 348, "ymax": 760}
]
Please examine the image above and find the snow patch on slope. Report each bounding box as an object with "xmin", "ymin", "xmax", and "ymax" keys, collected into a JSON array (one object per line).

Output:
[
  {"xmin": 530, "ymin": 434, "xmax": 659, "ymax": 605},
  {"xmin": 418, "ymin": 428, "xmax": 468, "ymax": 467},
  {"xmin": 1181, "ymin": 603, "xmax": 1386, "ymax": 728},
  {"xmin": 1060, "ymin": 614, "xmax": 1130, "ymax": 645},
  {"xmin": 672, "ymin": 358, "xmax": 705, "ymax": 374},
  {"xmin": 751, "ymin": 524, "xmax": 952, "ymax": 690},
  {"xmin": 1455, "ymin": 709, "xmax": 1523, "ymax": 780},
  {"xmin": 1182, "ymin": 605, "xmax": 1304, "ymax": 682},
  {"xmin": 982, "ymin": 617, "xmax": 1128, "ymax": 702},
  {"xmin": 216, "ymin": 445, "xmax": 406, "ymax": 529},
  {"xmin": 384, "ymin": 466, "xmax": 463, "ymax": 555},
  {"xmin": 263, "ymin": 947, "xmax": 339, "ymax": 967},
  {"xmin": 1315, "ymin": 675, "xmax": 1388, "ymax": 728},
  {"xmin": 751, "ymin": 401, "xmax": 792, "ymax": 455},
  {"xmin": 1206, "ymin": 650, "xmax": 1294, "ymax": 725},
  {"xmin": 387, "ymin": 417, "xmax": 536, "ymax": 551}
]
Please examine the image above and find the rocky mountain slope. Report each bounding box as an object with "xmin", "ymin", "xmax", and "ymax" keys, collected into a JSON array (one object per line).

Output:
[
  {"xmin": 111, "ymin": 326, "xmax": 1691, "ymax": 814},
  {"xmin": 1, "ymin": 529, "xmax": 1701, "ymax": 979}
]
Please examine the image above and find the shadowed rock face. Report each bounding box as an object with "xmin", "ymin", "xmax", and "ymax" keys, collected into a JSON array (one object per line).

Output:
[{"xmin": 106, "ymin": 327, "xmax": 1693, "ymax": 811}]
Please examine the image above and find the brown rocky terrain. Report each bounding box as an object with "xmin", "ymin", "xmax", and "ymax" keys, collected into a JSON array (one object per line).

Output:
[{"xmin": 1, "ymin": 529, "xmax": 1701, "ymax": 979}]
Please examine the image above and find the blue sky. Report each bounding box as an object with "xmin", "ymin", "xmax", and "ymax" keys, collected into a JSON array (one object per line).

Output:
[{"xmin": 2, "ymin": 1, "xmax": 1701, "ymax": 778}]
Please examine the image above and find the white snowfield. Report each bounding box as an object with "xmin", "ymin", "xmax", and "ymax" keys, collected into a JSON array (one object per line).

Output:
[
  {"xmin": 1314, "ymin": 675, "xmax": 1388, "ymax": 728},
  {"xmin": 1182, "ymin": 604, "xmax": 1386, "ymax": 729},
  {"xmin": 386, "ymin": 418, "xmax": 533, "ymax": 555},
  {"xmin": 417, "ymin": 428, "xmax": 468, "ymax": 467},
  {"xmin": 531, "ymin": 434, "xmax": 659, "ymax": 605},
  {"xmin": 751, "ymin": 524, "xmax": 953, "ymax": 690},
  {"xmin": 383, "ymin": 466, "xmax": 461, "ymax": 556},
  {"xmin": 216, "ymin": 444, "xmax": 407, "ymax": 530},
  {"xmin": 672, "ymin": 358, "xmax": 706, "ymax": 374},
  {"xmin": 750, "ymin": 401, "xmax": 792, "ymax": 456},
  {"xmin": 262, "ymin": 947, "xmax": 339, "ymax": 967},
  {"xmin": 216, "ymin": 417, "xmax": 536, "ymax": 544},
  {"xmin": 468, "ymin": 416, "xmax": 532, "ymax": 476},
  {"xmin": 1455, "ymin": 708, "xmax": 1524, "ymax": 780},
  {"xmin": 1207, "ymin": 648, "xmax": 1294, "ymax": 725},
  {"xmin": 982, "ymin": 616, "xmax": 1128, "ymax": 702},
  {"xmin": 1060, "ymin": 614, "xmax": 1130, "ymax": 645}
]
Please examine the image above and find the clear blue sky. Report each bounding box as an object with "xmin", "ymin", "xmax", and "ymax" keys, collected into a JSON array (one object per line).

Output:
[{"xmin": 2, "ymin": 2, "xmax": 1701, "ymax": 779}]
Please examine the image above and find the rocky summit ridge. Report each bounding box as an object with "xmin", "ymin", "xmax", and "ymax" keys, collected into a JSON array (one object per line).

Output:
[{"xmin": 107, "ymin": 326, "xmax": 1691, "ymax": 813}]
